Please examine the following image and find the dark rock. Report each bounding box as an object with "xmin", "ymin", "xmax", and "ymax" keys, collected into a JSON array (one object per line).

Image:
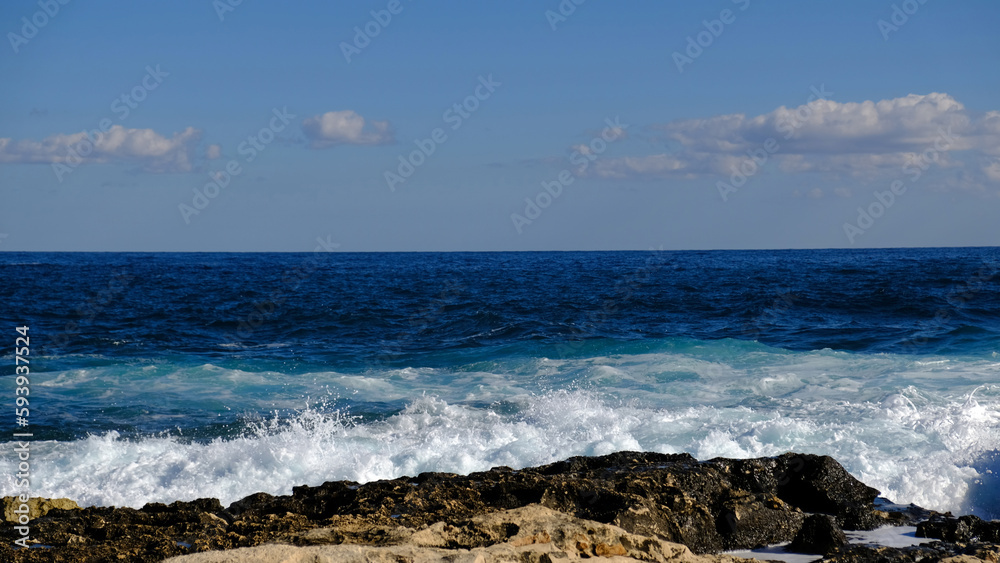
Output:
[
  {"xmin": 788, "ymin": 513, "xmax": 847, "ymax": 554},
  {"xmin": 918, "ymin": 513, "xmax": 1000, "ymax": 543},
  {"xmin": 0, "ymin": 451, "xmax": 985, "ymax": 563},
  {"xmin": 825, "ymin": 541, "xmax": 1000, "ymax": 562},
  {"xmin": 872, "ymin": 499, "xmax": 939, "ymax": 526},
  {"xmin": 768, "ymin": 453, "xmax": 881, "ymax": 529}
]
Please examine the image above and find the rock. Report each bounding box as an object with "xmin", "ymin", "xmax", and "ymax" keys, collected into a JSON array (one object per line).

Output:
[
  {"xmin": 3, "ymin": 497, "xmax": 80, "ymax": 522},
  {"xmin": 788, "ymin": 513, "xmax": 847, "ymax": 555},
  {"xmin": 0, "ymin": 452, "xmax": 984, "ymax": 562},
  {"xmin": 767, "ymin": 453, "xmax": 881, "ymax": 529},
  {"xmin": 162, "ymin": 505, "xmax": 758, "ymax": 563},
  {"xmin": 825, "ymin": 542, "xmax": 1000, "ymax": 563},
  {"xmin": 918, "ymin": 514, "xmax": 1000, "ymax": 543}
]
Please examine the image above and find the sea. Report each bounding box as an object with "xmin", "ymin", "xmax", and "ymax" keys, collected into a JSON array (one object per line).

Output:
[{"xmin": 1, "ymin": 248, "xmax": 998, "ymax": 520}]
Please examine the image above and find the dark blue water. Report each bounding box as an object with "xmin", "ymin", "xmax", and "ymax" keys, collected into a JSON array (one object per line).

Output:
[
  {"xmin": 3, "ymin": 247, "xmax": 999, "ymax": 363},
  {"xmin": 1, "ymin": 248, "xmax": 998, "ymax": 517}
]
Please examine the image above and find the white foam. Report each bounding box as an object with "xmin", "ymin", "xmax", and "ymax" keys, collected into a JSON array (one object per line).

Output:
[
  {"xmin": 845, "ymin": 526, "xmax": 922, "ymax": 548},
  {"xmin": 725, "ymin": 526, "xmax": 923, "ymax": 563},
  {"xmin": 726, "ymin": 544, "xmax": 820, "ymax": 563},
  {"xmin": 1, "ymin": 387, "xmax": 997, "ymax": 515},
  {"xmin": 3, "ymin": 346, "xmax": 998, "ymax": 518}
]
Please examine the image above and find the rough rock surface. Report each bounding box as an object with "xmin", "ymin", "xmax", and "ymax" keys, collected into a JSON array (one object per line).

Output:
[
  {"xmin": 162, "ymin": 504, "xmax": 756, "ymax": 562},
  {"xmin": 788, "ymin": 514, "xmax": 847, "ymax": 555},
  {"xmin": 824, "ymin": 542, "xmax": 1000, "ymax": 562},
  {"xmin": 3, "ymin": 498, "xmax": 80, "ymax": 523},
  {"xmin": 918, "ymin": 514, "xmax": 1000, "ymax": 543},
  {"xmin": 0, "ymin": 451, "xmax": 993, "ymax": 562}
]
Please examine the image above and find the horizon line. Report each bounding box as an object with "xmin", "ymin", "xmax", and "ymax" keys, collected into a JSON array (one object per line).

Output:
[{"xmin": 1, "ymin": 245, "xmax": 998, "ymax": 254}]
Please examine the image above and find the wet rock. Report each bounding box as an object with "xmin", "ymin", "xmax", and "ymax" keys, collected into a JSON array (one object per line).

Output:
[
  {"xmin": 918, "ymin": 514, "xmax": 1000, "ymax": 543},
  {"xmin": 788, "ymin": 513, "xmax": 847, "ymax": 555},
  {"xmin": 825, "ymin": 541, "xmax": 1000, "ymax": 562},
  {"xmin": 872, "ymin": 500, "xmax": 939, "ymax": 526},
  {"xmin": 766, "ymin": 453, "xmax": 881, "ymax": 529}
]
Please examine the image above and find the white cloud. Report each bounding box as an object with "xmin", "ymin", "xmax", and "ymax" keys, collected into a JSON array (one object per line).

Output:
[
  {"xmin": 205, "ymin": 144, "xmax": 222, "ymax": 160},
  {"xmin": 659, "ymin": 93, "xmax": 970, "ymax": 155},
  {"xmin": 302, "ymin": 110, "xmax": 394, "ymax": 148},
  {"xmin": 984, "ymin": 161, "xmax": 1000, "ymax": 182},
  {"xmin": 591, "ymin": 93, "xmax": 1000, "ymax": 187},
  {"xmin": 586, "ymin": 152, "xmax": 738, "ymax": 179},
  {"xmin": 0, "ymin": 125, "xmax": 203, "ymax": 173}
]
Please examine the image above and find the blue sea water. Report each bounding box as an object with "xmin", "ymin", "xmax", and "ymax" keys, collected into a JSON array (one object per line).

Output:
[{"xmin": 1, "ymin": 248, "xmax": 998, "ymax": 519}]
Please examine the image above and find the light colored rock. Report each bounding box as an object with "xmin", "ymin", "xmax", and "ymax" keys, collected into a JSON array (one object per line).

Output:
[
  {"xmin": 2, "ymin": 496, "xmax": 80, "ymax": 523},
  {"xmin": 165, "ymin": 504, "xmax": 761, "ymax": 562}
]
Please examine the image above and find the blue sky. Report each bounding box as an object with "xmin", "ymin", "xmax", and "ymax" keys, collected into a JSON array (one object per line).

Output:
[{"xmin": 1, "ymin": 0, "xmax": 998, "ymax": 251}]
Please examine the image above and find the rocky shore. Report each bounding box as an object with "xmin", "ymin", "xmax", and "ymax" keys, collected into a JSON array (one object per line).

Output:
[{"xmin": 2, "ymin": 452, "xmax": 998, "ymax": 562}]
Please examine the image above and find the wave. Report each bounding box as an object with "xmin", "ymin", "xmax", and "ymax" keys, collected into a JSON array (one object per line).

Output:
[{"xmin": 2, "ymin": 386, "xmax": 997, "ymax": 519}]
